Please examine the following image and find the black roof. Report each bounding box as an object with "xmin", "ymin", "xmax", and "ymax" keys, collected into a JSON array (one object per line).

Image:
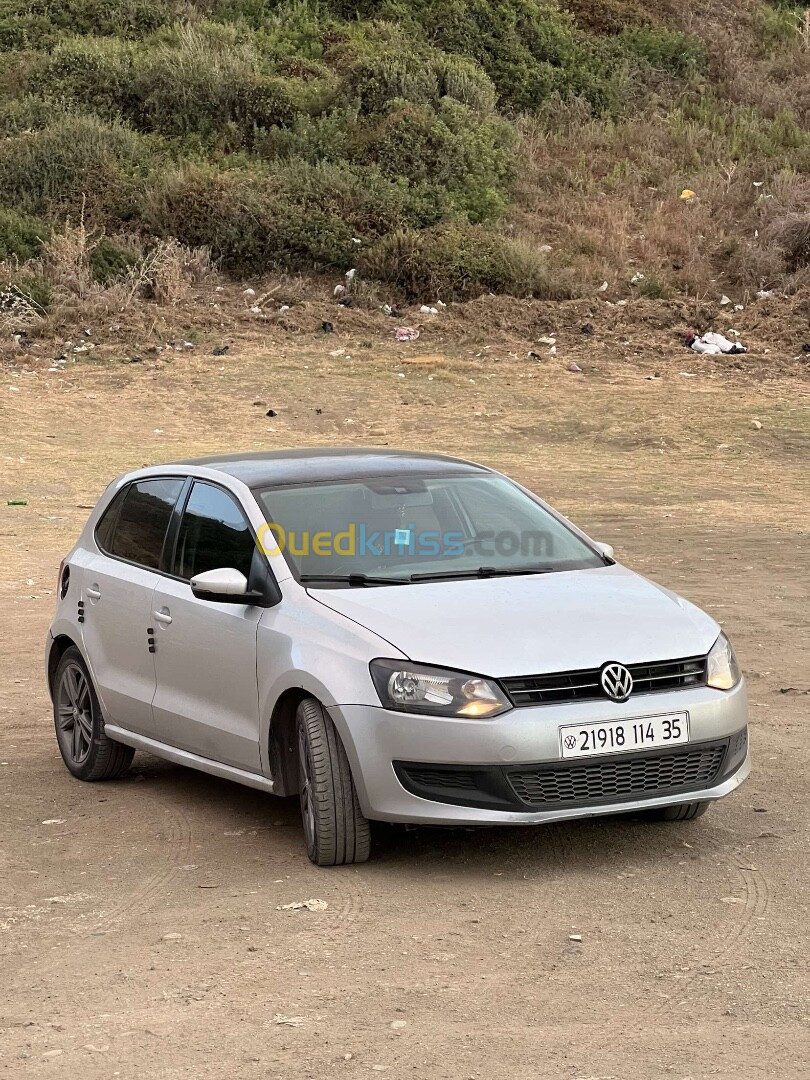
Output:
[{"xmin": 171, "ymin": 448, "xmax": 489, "ymax": 487}]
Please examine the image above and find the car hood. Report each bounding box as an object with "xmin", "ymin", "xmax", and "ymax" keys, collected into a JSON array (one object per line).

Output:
[{"xmin": 308, "ymin": 565, "xmax": 719, "ymax": 676}]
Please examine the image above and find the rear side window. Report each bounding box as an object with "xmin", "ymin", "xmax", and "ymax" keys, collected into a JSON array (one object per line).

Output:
[
  {"xmin": 172, "ymin": 482, "xmax": 255, "ymax": 581},
  {"xmin": 102, "ymin": 479, "xmax": 184, "ymax": 569}
]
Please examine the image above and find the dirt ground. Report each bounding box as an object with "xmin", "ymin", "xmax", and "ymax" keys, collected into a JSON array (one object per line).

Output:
[{"xmin": 1, "ymin": 323, "xmax": 809, "ymax": 1079}]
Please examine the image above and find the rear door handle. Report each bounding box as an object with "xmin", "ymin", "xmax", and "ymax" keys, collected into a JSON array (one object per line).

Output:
[
  {"xmin": 85, "ymin": 586, "xmax": 101, "ymax": 600},
  {"xmin": 153, "ymin": 609, "xmax": 172, "ymax": 625}
]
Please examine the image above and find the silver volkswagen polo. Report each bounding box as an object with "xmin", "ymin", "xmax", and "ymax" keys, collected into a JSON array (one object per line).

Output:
[{"xmin": 46, "ymin": 449, "xmax": 749, "ymax": 865}]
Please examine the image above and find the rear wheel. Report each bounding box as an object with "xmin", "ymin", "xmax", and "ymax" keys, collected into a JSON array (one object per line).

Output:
[
  {"xmin": 53, "ymin": 647, "xmax": 134, "ymax": 781},
  {"xmin": 296, "ymin": 698, "xmax": 370, "ymax": 866},
  {"xmin": 646, "ymin": 800, "xmax": 711, "ymax": 822}
]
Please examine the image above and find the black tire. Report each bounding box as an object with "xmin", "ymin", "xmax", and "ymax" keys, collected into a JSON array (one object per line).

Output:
[
  {"xmin": 52, "ymin": 646, "xmax": 134, "ymax": 781},
  {"xmin": 296, "ymin": 697, "xmax": 370, "ymax": 866},
  {"xmin": 646, "ymin": 800, "xmax": 711, "ymax": 822}
]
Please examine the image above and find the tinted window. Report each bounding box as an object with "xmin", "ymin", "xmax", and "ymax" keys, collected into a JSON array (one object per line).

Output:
[
  {"xmin": 107, "ymin": 479, "xmax": 184, "ymax": 569},
  {"xmin": 173, "ymin": 482, "xmax": 255, "ymax": 581},
  {"xmin": 95, "ymin": 488, "xmax": 126, "ymax": 552}
]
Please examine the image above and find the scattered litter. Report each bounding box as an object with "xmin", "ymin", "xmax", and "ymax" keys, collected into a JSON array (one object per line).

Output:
[
  {"xmin": 41, "ymin": 819, "xmax": 65, "ymax": 825},
  {"xmin": 719, "ymin": 896, "xmax": 746, "ymax": 905},
  {"xmin": 597, "ymin": 281, "xmax": 608, "ymax": 293},
  {"xmin": 380, "ymin": 303, "xmax": 392, "ymax": 315},
  {"xmin": 756, "ymin": 289, "xmax": 773, "ymax": 299},
  {"xmin": 436, "ymin": 300, "xmax": 447, "ymax": 309},
  {"xmin": 539, "ymin": 244, "xmax": 553, "ymax": 253},
  {"xmin": 753, "ymin": 807, "xmax": 768, "ymax": 812},
  {"xmin": 734, "ymin": 304, "xmax": 744, "ymax": 312},
  {"xmin": 334, "ymin": 284, "xmax": 346, "ymax": 298},
  {"xmin": 345, "ymin": 268, "xmax": 357, "ymax": 282},
  {"xmin": 279, "ymin": 305, "xmax": 290, "ymax": 313},
  {"xmin": 243, "ymin": 287, "xmax": 256, "ymax": 297},
  {"xmin": 678, "ymin": 371, "xmax": 697, "ymax": 377},
  {"xmin": 277, "ymin": 898, "xmax": 328, "ymax": 912},
  {"xmin": 567, "ymin": 362, "xmax": 583, "ymax": 373},
  {"xmin": 273, "ymin": 1014, "xmax": 304, "ymax": 1027},
  {"xmin": 394, "ymin": 327, "xmax": 419, "ymax": 341},
  {"xmin": 321, "ymin": 321, "xmax": 334, "ymax": 333},
  {"xmin": 390, "ymin": 1020, "xmax": 407, "ymax": 1030},
  {"xmin": 802, "ymin": 344, "xmax": 810, "ymax": 354},
  {"xmin": 630, "ymin": 271, "xmax": 645, "ymax": 285},
  {"xmin": 726, "ymin": 329, "xmax": 741, "ymax": 337},
  {"xmin": 527, "ymin": 351, "xmax": 542, "ymax": 361},
  {"xmin": 679, "ymin": 189, "xmax": 696, "ymax": 200},
  {"xmin": 266, "ymin": 409, "xmax": 277, "ymax": 418},
  {"xmin": 161, "ymin": 932, "xmax": 183, "ymax": 941},
  {"xmin": 153, "ymin": 428, "xmax": 163, "ymax": 435},
  {"xmin": 351, "ymin": 237, "xmax": 362, "ymax": 245},
  {"xmin": 580, "ymin": 324, "xmax": 594, "ymax": 335},
  {"xmin": 753, "ymin": 181, "xmax": 764, "ymax": 188},
  {"xmin": 568, "ymin": 933, "xmax": 583, "ymax": 942},
  {"xmin": 401, "ymin": 355, "xmax": 445, "ymax": 365},
  {"xmin": 537, "ymin": 336, "xmax": 556, "ymax": 347},
  {"xmin": 7, "ymin": 499, "xmax": 27, "ymax": 506},
  {"xmin": 338, "ymin": 296, "xmax": 354, "ymax": 308},
  {"xmin": 329, "ymin": 348, "xmax": 346, "ymax": 357},
  {"xmin": 685, "ymin": 331, "xmax": 747, "ymax": 355},
  {"xmin": 751, "ymin": 420, "xmax": 762, "ymax": 430},
  {"xmin": 419, "ymin": 305, "xmax": 439, "ymax": 315},
  {"xmin": 250, "ymin": 305, "xmax": 262, "ymax": 314},
  {"xmin": 720, "ymin": 295, "xmax": 731, "ymax": 306},
  {"xmin": 212, "ymin": 345, "xmax": 229, "ymax": 356},
  {"xmin": 779, "ymin": 686, "xmax": 809, "ymax": 695},
  {"xmin": 646, "ymin": 373, "xmax": 661, "ymax": 381}
]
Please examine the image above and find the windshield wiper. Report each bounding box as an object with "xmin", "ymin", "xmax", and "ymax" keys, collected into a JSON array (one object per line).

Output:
[
  {"xmin": 300, "ymin": 573, "xmax": 410, "ymax": 586},
  {"xmin": 409, "ymin": 565, "xmax": 555, "ymax": 582}
]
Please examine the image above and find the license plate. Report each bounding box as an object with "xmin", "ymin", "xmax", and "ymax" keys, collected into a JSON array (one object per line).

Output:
[{"xmin": 559, "ymin": 712, "xmax": 689, "ymax": 759}]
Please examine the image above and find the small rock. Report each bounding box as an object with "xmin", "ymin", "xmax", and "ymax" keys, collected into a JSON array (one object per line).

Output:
[
  {"xmin": 279, "ymin": 304, "xmax": 290, "ymax": 312},
  {"xmin": 567, "ymin": 362, "xmax": 583, "ymax": 374},
  {"xmin": 266, "ymin": 409, "xmax": 277, "ymax": 418},
  {"xmin": 802, "ymin": 343, "xmax": 810, "ymax": 354},
  {"xmin": 161, "ymin": 932, "xmax": 183, "ymax": 942},
  {"xmin": 419, "ymin": 305, "xmax": 439, "ymax": 315},
  {"xmin": 719, "ymin": 897, "xmax": 745, "ymax": 905},
  {"xmin": 243, "ymin": 288, "xmax": 256, "ymax": 296},
  {"xmin": 368, "ymin": 426, "xmax": 387, "ymax": 436},
  {"xmin": 322, "ymin": 321, "xmax": 334, "ymax": 333},
  {"xmin": 539, "ymin": 243, "xmax": 553, "ymax": 253},
  {"xmin": 720, "ymin": 295, "xmax": 731, "ymax": 306},
  {"xmin": 568, "ymin": 933, "xmax": 583, "ymax": 942},
  {"xmin": 536, "ymin": 336, "xmax": 556, "ymax": 346},
  {"xmin": 597, "ymin": 281, "xmax": 608, "ymax": 293},
  {"xmin": 580, "ymin": 323, "xmax": 594, "ymax": 335},
  {"xmin": 345, "ymin": 268, "xmax": 357, "ymax": 281},
  {"xmin": 334, "ymin": 284, "xmax": 346, "ymax": 298},
  {"xmin": 527, "ymin": 351, "xmax": 542, "ymax": 361},
  {"xmin": 83, "ymin": 1044, "xmax": 109, "ymax": 1053},
  {"xmin": 630, "ymin": 271, "xmax": 645, "ymax": 285},
  {"xmin": 42, "ymin": 1050, "xmax": 63, "ymax": 1059},
  {"xmin": 212, "ymin": 345, "xmax": 229, "ymax": 356},
  {"xmin": 390, "ymin": 1020, "xmax": 407, "ymax": 1030},
  {"xmin": 751, "ymin": 419, "xmax": 762, "ymax": 430}
]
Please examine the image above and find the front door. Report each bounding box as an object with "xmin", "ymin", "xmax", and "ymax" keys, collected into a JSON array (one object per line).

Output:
[{"xmin": 151, "ymin": 481, "xmax": 262, "ymax": 772}]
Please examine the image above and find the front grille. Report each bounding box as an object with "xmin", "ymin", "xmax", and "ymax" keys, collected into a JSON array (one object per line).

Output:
[
  {"xmin": 501, "ymin": 655, "xmax": 707, "ymax": 707},
  {"xmin": 402, "ymin": 767, "xmax": 479, "ymax": 791},
  {"xmin": 507, "ymin": 743, "xmax": 726, "ymax": 809}
]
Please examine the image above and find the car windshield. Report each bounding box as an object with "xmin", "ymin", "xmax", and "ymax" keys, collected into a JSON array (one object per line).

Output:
[{"xmin": 255, "ymin": 473, "xmax": 604, "ymax": 585}]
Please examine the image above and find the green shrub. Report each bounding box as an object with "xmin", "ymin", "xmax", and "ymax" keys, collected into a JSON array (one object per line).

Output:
[
  {"xmin": 7, "ymin": 271, "xmax": 52, "ymax": 312},
  {"xmin": 359, "ymin": 223, "xmax": 571, "ymax": 300},
  {"xmin": 0, "ymin": 206, "xmax": 48, "ymax": 260},
  {"xmin": 620, "ymin": 28, "xmax": 707, "ymax": 77},
  {"xmin": 89, "ymin": 236, "xmax": 142, "ymax": 283},
  {"xmin": 0, "ymin": 114, "xmax": 154, "ymax": 218}
]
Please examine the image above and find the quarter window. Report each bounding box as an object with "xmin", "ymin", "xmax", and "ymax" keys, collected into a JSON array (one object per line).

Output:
[
  {"xmin": 104, "ymin": 479, "xmax": 184, "ymax": 569},
  {"xmin": 173, "ymin": 482, "xmax": 255, "ymax": 581}
]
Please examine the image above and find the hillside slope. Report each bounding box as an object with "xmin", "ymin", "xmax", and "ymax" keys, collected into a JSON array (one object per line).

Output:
[{"xmin": 0, "ymin": 0, "xmax": 808, "ymax": 309}]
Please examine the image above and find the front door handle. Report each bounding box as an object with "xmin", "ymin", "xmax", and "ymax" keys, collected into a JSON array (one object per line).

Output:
[
  {"xmin": 153, "ymin": 609, "xmax": 173, "ymax": 625},
  {"xmin": 85, "ymin": 586, "xmax": 101, "ymax": 600}
]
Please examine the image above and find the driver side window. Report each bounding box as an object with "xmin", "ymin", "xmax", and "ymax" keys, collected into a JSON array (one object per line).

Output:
[{"xmin": 173, "ymin": 482, "xmax": 255, "ymax": 581}]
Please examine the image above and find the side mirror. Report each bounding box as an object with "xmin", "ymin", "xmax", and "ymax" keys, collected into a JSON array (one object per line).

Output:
[
  {"xmin": 191, "ymin": 567, "xmax": 250, "ymax": 602},
  {"xmin": 595, "ymin": 541, "xmax": 615, "ymax": 562}
]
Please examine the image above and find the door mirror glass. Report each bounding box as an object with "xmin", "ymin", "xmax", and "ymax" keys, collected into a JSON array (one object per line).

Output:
[
  {"xmin": 190, "ymin": 567, "xmax": 249, "ymax": 600},
  {"xmin": 595, "ymin": 541, "xmax": 615, "ymax": 561}
]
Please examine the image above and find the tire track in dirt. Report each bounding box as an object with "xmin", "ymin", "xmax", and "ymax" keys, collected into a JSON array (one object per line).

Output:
[{"xmin": 86, "ymin": 793, "xmax": 193, "ymax": 933}]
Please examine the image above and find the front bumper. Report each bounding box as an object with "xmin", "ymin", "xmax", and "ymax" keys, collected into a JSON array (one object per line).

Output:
[{"xmin": 328, "ymin": 679, "xmax": 749, "ymax": 825}]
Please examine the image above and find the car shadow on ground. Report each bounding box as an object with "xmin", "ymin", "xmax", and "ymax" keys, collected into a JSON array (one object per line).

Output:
[{"xmin": 123, "ymin": 753, "xmax": 709, "ymax": 878}]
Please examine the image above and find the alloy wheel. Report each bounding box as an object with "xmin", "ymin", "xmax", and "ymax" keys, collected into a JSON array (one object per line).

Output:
[{"xmin": 57, "ymin": 662, "xmax": 94, "ymax": 764}]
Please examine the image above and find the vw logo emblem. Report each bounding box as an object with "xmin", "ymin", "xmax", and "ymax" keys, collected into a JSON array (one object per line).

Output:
[
  {"xmin": 600, "ymin": 662, "xmax": 633, "ymax": 702},
  {"xmin": 564, "ymin": 735, "xmax": 577, "ymax": 750}
]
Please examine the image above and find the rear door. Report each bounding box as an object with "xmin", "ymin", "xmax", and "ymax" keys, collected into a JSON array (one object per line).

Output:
[
  {"xmin": 81, "ymin": 477, "xmax": 185, "ymax": 737},
  {"xmin": 151, "ymin": 481, "xmax": 263, "ymax": 772}
]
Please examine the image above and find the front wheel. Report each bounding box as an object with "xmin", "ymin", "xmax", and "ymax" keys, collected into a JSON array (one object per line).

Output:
[
  {"xmin": 296, "ymin": 698, "xmax": 370, "ymax": 866},
  {"xmin": 53, "ymin": 646, "xmax": 134, "ymax": 781},
  {"xmin": 645, "ymin": 800, "xmax": 711, "ymax": 822}
]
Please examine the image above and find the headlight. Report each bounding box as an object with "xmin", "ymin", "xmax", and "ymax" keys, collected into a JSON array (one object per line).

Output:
[
  {"xmin": 370, "ymin": 659, "xmax": 511, "ymax": 718},
  {"xmin": 706, "ymin": 632, "xmax": 741, "ymax": 690}
]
